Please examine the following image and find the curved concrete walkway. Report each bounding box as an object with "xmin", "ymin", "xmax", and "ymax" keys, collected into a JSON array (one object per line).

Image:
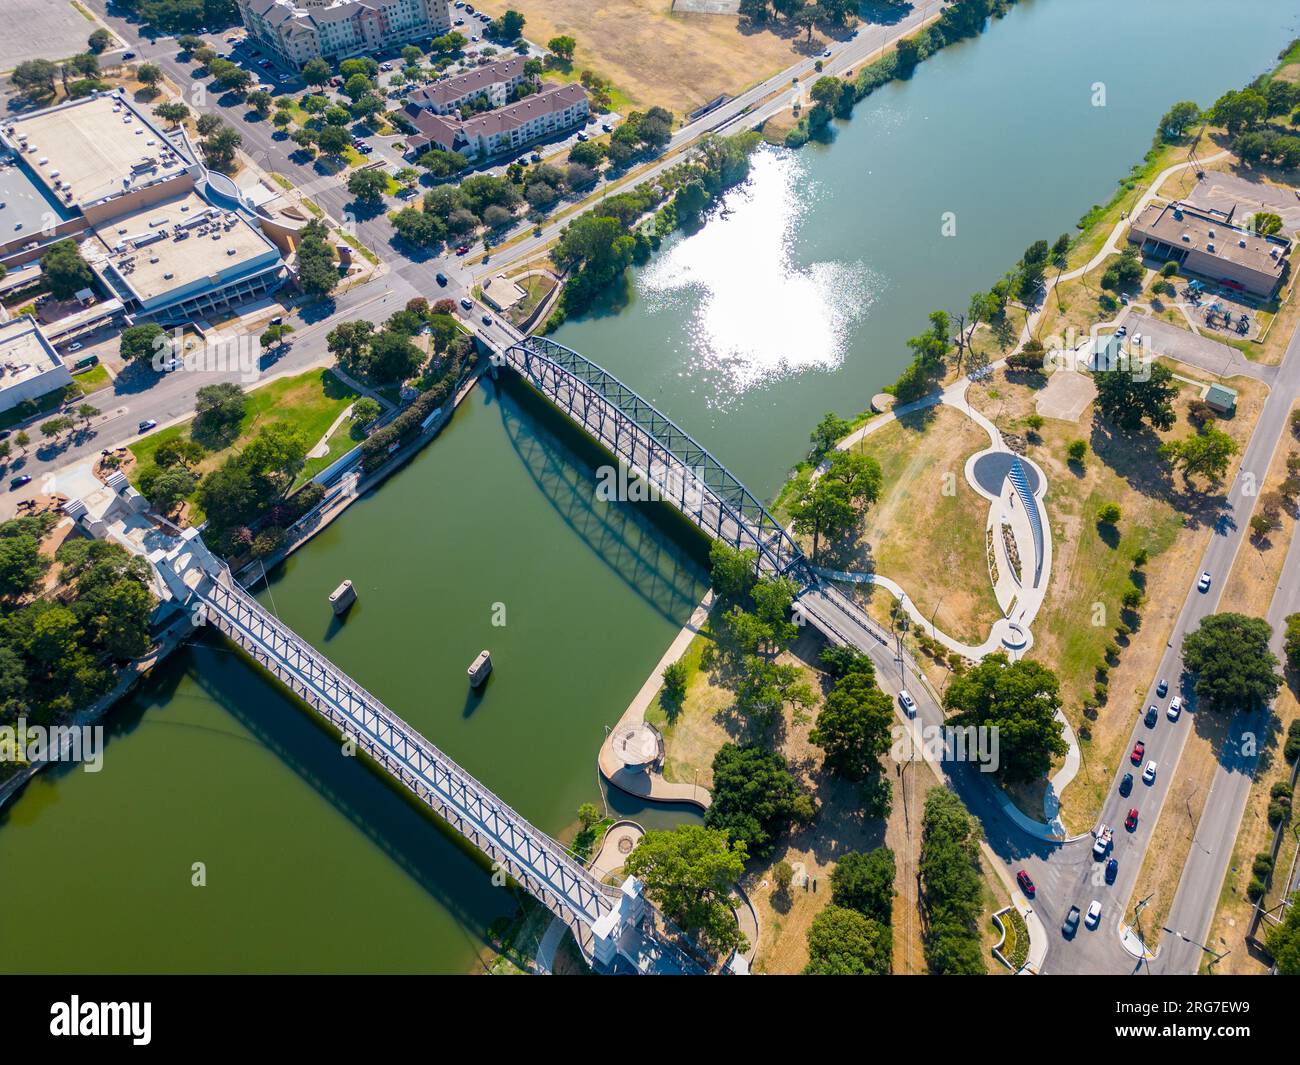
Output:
[{"xmin": 597, "ymin": 592, "xmax": 713, "ymax": 809}]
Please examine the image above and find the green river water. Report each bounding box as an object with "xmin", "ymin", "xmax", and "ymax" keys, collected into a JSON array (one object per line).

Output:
[{"xmin": 2, "ymin": 0, "xmax": 1296, "ymax": 973}]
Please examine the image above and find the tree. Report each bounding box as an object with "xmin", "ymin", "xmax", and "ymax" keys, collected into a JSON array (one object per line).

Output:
[
  {"xmin": 830, "ymin": 847, "xmax": 896, "ymax": 924},
  {"xmin": 201, "ymin": 124, "xmax": 242, "ymax": 170},
  {"xmin": 491, "ymin": 9, "xmax": 526, "ymax": 40},
  {"xmin": 803, "ymin": 905, "xmax": 892, "ymax": 974},
  {"xmin": 788, "ymin": 450, "xmax": 879, "ymax": 562},
  {"xmin": 88, "ymin": 28, "xmax": 114, "ymax": 54},
  {"xmin": 302, "ymin": 57, "xmax": 331, "ymax": 87},
  {"xmin": 1094, "ymin": 359, "xmax": 1178, "ymax": 432},
  {"xmin": 368, "ymin": 328, "xmax": 423, "ymax": 384},
  {"xmin": 1158, "ymin": 100, "xmax": 1201, "ymax": 141},
  {"xmin": 1096, "ymin": 502, "xmax": 1121, "ymax": 525},
  {"xmin": 351, "ymin": 396, "xmax": 382, "ymax": 431},
  {"xmin": 1181, "ymin": 613, "xmax": 1281, "ymax": 712},
  {"xmin": 147, "ymin": 467, "xmax": 196, "ymax": 513},
  {"xmin": 661, "ymin": 659, "xmax": 689, "ymax": 714},
  {"xmin": 296, "ymin": 220, "xmax": 339, "ymax": 297},
  {"xmin": 547, "ymin": 35, "xmax": 577, "ymax": 61},
  {"xmin": 12, "ymin": 59, "xmax": 58, "ymax": 98},
  {"xmin": 1067, "ymin": 439, "xmax": 1088, "ymax": 464},
  {"xmin": 708, "ymin": 541, "xmax": 757, "ymax": 603},
  {"xmin": 705, "ymin": 743, "xmax": 808, "ymax": 858},
  {"xmin": 316, "ymin": 124, "xmax": 350, "ymax": 157},
  {"xmin": 622, "ymin": 825, "xmax": 747, "ymax": 958},
  {"xmin": 738, "ymin": 0, "xmax": 770, "ymax": 22},
  {"xmin": 137, "ymin": 63, "xmax": 163, "ymax": 90},
  {"xmin": 193, "ymin": 382, "xmax": 246, "ymax": 446},
  {"xmin": 1267, "ymin": 891, "xmax": 1300, "ymax": 975},
  {"xmin": 154, "ymin": 101, "xmax": 190, "ymax": 126},
  {"xmin": 119, "ymin": 322, "xmax": 167, "ymax": 365},
  {"xmin": 327, "ymin": 320, "xmax": 375, "ymax": 377},
  {"xmin": 1211, "ymin": 88, "xmax": 1267, "ymax": 134},
  {"xmin": 40, "ymin": 240, "xmax": 95, "ymax": 300},
  {"xmin": 810, "ymin": 664, "xmax": 895, "ymax": 780},
  {"xmin": 1160, "ymin": 426, "xmax": 1238, "ymax": 486},
  {"xmin": 1285, "ymin": 613, "xmax": 1300, "ymax": 672},
  {"xmin": 246, "ymin": 88, "xmax": 272, "ymax": 116},
  {"xmin": 391, "ymin": 207, "xmax": 446, "ymax": 248},
  {"xmin": 416, "ymin": 148, "xmax": 469, "ymax": 177},
  {"xmin": 809, "ymin": 410, "xmax": 851, "ymax": 460},
  {"xmin": 155, "ymin": 437, "xmax": 206, "ymax": 471},
  {"xmin": 347, "ymin": 168, "xmax": 389, "ymax": 204},
  {"xmin": 0, "ymin": 532, "xmax": 49, "ymax": 599},
  {"xmin": 943, "ymin": 653, "xmax": 1067, "ymax": 783},
  {"xmin": 259, "ymin": 323, "xmax": 294, "ymax": 353},
  {"xmin": 918, "ymin": 787, "xmax": 985, "ymax": 975}
]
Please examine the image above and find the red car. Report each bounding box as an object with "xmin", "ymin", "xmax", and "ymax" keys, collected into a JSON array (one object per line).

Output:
[
  {"xmin": 1125, "ymin": 808, "xmax": 1139, "ymax": 831},
  {"xmin": 1130, "ymin": 740, "xmax": 1145, "ymax": 765},
  {"xmin": 456, "ymin": 245, "xmax": 470, "ymax": 255},
  {"xmin": 1016, "ymin": 869, "xmax": 1035, "ymax": 897}
]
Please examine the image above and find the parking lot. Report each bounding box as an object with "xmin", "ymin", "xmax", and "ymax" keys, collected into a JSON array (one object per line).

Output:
[{"xmin": 0, "ymin": 0, "xmax": 102, "ymax": 71}]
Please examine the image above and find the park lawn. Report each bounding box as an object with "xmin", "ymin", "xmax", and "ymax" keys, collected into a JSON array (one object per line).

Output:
[
  {"xmin": 965, "ymin": 363, "xmax": 1267, "ymax": 830},
  {"xmin": 471, "ymin": 0, "xmax": 827, "ymax": 115},
  {"xmin": 843, "ymin": 406, "xmax": 1003, "ymax": 648},
  {"xmin": 72, "ymin": 364, "xmax": 112, "ymax": 394},
  {"xmin": 129, "ymin": 368, "xmax": 359, "ymax": 495}
]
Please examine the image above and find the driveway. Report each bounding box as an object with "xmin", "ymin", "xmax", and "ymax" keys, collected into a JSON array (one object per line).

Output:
[{"xmin": 1132, "ymin": 314, "xmax": 1275, "ymax": 384}]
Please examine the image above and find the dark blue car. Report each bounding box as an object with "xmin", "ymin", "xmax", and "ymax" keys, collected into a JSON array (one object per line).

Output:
[{"xmin": 1119, "ymin": 772, "xmax": 1133, "ymax": 797}]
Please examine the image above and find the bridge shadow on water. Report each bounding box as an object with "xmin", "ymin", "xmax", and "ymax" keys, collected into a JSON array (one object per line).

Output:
[
  {"xmin": 178, "ymin": 638, "xmax": 514, "ymax": 969},
  {"xmin": 486, "ymin": 372, "xmax": 711, "ymax": 628}
]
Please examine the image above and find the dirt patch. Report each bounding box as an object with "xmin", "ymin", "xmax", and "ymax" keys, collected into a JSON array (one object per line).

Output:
[{"xmin": 474, "ymin": 0, "xmax": 827, "ymax": 114}]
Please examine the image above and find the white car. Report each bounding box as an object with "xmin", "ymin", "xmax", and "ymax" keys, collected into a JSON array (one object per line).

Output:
[
  {"xmin": 898, "ymin": 689, "xmax": 917, "ymax": 717},
  {"xmin": 1085, "ymin": 900, "xmax": 1102, "ymax": 929},
  {"xmin": 1197, "ymin": 571, "xmax": 1212, "ymax": 592},
  {"xmin": 1166, "ymin": 697, "xmax": 1182, "ymax": 721},
  {"xmin": 1142, "ymin": 760, "xmax": 1158, "ymax": 785}
]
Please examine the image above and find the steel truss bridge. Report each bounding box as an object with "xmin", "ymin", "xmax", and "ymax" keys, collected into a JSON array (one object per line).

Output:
[
  {"xmin": 499, "ymin": 335, "xmax": 895, "ymax": 652},
  {"xmin": 195, "ymin": 568, "xmax": 700, "ymax": 975}
]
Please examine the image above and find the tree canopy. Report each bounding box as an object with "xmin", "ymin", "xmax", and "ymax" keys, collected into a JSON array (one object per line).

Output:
[
  {"xmin": 704, "ymin": 743, "xmax": 810, "ymax": 858},
  {"xmin": 1181, "ymin": 613, "xmax": 1281, "ymax": 712}
]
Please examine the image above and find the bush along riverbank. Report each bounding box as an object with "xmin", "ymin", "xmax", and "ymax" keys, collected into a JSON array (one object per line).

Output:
[
  {"xmin": 784, "ymin": 0, "xmax": 1023, "ymax": 148},
  {"xmin": 542, "ymin": 130, "xmax": 765, "ymax": 331}
]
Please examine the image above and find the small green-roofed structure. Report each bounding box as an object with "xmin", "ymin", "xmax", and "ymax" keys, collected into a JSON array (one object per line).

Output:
[{"xmin": 1204, "ymin": 383, "xmax": 1237, "ymax": 414}]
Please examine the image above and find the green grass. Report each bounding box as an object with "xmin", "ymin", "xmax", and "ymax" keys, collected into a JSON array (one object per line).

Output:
[
  {"xmin": 72, "ymin": 364, "xmax": 111, "ymax": 394},
  {"xmin": 129, "ymin": 368, "xmax": 360, "ymax": 500}
]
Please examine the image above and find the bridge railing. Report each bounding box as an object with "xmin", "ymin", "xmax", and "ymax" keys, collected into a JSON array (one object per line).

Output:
[
  {"xmin": 201, "ymin": 572, "xmax": 618, "ymax": 924},
  {"xmin": 504, "ymin": 335, "xmax": 811, "ymax": 584}
]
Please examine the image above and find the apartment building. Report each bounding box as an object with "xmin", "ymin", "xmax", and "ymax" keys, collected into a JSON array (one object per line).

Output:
[
  {"xmin": 407, "ymin": 57, "xmax": 527, "ymax": 115},
  {"xmin": 405, "ymin": 83, "xmax": 590, "ymax": 160},
  {"xmin": 238, "ymin": 0, "xmax": 452, "ymax": 68}
]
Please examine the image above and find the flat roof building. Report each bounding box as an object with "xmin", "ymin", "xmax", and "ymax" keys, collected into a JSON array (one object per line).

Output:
[
  {"xmin": 89, "ymin": 190, "xmax": 285, "ymax": 324},
  {"xmin": 1128, "ymin": 200, "xmax": 1291, "ymax": 299},
  {"xmin": 0, "ymin": 314, "xmax": 73, "ymax": 414},
  {"xmin": 0, "ymin": 91, "xmax": 287, "ymax": 325}
]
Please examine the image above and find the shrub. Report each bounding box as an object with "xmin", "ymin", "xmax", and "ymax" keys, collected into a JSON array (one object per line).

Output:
[
  {"xmin": 1131, "ymin": 547, "xmax": 1149, "ymax": 567},
  {"xmin": 1097, "ymin": 502, "xmax": 1122, "ymax": 525},
  {"xmin": 1268, "ymin": 801, "xmax": 1289, "ymax": 826},
  {"xmin": 1247, "ymin": 877, "xmax": 1267, "ymax": 901},
  {"xmin": 1067, "ymin": 439, "xmax": 1088, "ymax": 463},
  {"xmin": 1253, "ymin": 853, "xmax": 1274, "ymax": 878}
]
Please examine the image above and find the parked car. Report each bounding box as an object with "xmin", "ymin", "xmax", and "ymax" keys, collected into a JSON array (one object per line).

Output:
[
  {"xmin": 1119, "ymin": 772, "xmax": 1133, "ymax": 796},
  {"xmin": 1125, "ymin": 808, "xmax": 1139, "ymax": 831},
  {"xmin": 1130, "ymin": 740, "xmax": 1145, "ymax": 765},
  {"xmin": 1085, "ymin": 900, "xmax": 1102, "ymax": 928},
  {"xmin": 1105, "ymin": 858, "xmax": 1118, "ymax": 883},
  {"xmin": 1143, "ymin": 760, "xmax": 1158, "ymax": 785},
  {"xmin": 435, "ymin": 272, "xmax": 448, "ymax": 286},
  {"xmin": 67, "ymin": 341, "xmax": 83, "ymax": 352},
  {"xmin": 1144, "ymin": 704, "xmax": 1158, "ymax": 728},
  {"xmin": 1156, "ymin": 677, "xmax": 1168, "ymax": 698},
  {"xmin": 9, "ymin": 474, "xmax": 31, "ymax": 490},
  {"xmin": 1063, "ymin": 905, "xmax": 1081, "ymax": 937},
  {"xmin": 1166, "ymin": 697, "xmax": 1182, "ymax": 722},
  {"xmin": 1016, "ymin": 869, "xmax": 1035, "ymax": 897},
  {"xmin": 138, "ymin": 419, "xmax": 158, "ymax": 433},
  {"xmin": 898, "ymin": 689, "xmax": 917, "ymax": 717},
  {"xmin": 575, "ymin": 132, "xmax": 588, "ymax": 141},
  {"xmin": 1197, "ymin": 571, "xmax": 1212, "ymax": 592},
  {"xmin": 1115, "ymin": 324, "xmax": 1127, "ymax": 337}
]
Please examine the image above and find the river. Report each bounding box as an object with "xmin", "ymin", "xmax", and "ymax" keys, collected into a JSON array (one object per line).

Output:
[{"xmin": 2, "ymin": 0, "xmax": 1296, "ymax": 973}]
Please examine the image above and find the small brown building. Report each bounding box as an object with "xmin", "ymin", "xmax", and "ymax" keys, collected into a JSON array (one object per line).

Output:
[{"xmin": 1127, "ymin": 200, "xmax": 1290, "ymax": 299}]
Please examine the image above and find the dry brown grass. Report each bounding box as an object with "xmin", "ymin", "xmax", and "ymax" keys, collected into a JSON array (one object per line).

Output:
[
  {"xmin": 473, "ymin": 0, "xmax": 828, "ymax": 114},
  {"xmin": 965, "ymin": 363, "xmax": 1268, "ymax": 830},
  {"xmin": 829, "ymin": 406, "xmax": 1003, "ymax": 647}
]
